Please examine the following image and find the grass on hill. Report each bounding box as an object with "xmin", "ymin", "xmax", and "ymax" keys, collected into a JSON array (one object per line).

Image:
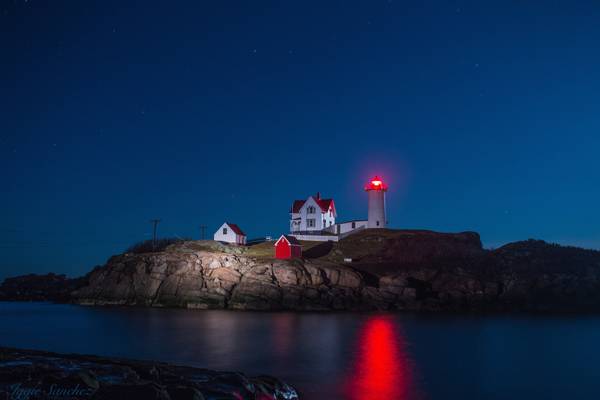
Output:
[
  {"xmin": 126, "ymin": 238, "xmax": 190, "ymax": 254},
  {"xmin": 177, "ymin": 229, "xmax": 419, "ymax": 260},
  {"xmin": 241, "ymin": 229, "xmax": 417, "ymax": 261},
  {"xmin": 245, "ymin": 240, "xmax": 327, "ymax": 259},
  {"xmin": 126, "ymin": 229, "xmax": 456, "ymax": 266},
  {"xmin": 156, "ymin": 239, "xmax": 332, "ymax": 260},
  {"xmin": 326, "ymin": 228, "xmax": 409, "ymax": 260}
]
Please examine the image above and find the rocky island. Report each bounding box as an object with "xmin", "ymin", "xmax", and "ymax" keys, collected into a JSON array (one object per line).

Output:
[{"xmin": 3, "ymin": 229, "xmax": 600, "ymax": 312}]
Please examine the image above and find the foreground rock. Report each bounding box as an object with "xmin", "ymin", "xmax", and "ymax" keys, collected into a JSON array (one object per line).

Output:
[
  {"xmin": 0, "ymin": 347, "xmax": 298, "ymax": 400},
  {"xmin": 3, "ymin": 230, "xmax": 600, "ymax": 312}
]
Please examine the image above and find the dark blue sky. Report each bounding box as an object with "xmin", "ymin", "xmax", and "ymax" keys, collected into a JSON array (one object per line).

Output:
[{"xmin": 2, "ymin": 1, "xmax": 600, "ymax": 280}]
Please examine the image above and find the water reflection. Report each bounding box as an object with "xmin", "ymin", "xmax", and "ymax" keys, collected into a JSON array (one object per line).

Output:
[
  {"xmin": 273, "ymin": 313, "xmax": 295, "ymax": 357},
  {"xmin": 6, "ymin": 303, "xmax": 600, "ymax": 399},
  {"xmin": 344, "ymin": 316, "xmax": 412, "ymax": 400}
]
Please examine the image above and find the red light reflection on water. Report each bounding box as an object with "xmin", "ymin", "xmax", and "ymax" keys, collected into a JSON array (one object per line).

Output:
[
  {"xmin": 344, "ymin": 316, "xmax": 411, "ymax": 400},
  {"xmin": 273, "ymin": 314, "xmax": 294, "ymax": 357}
]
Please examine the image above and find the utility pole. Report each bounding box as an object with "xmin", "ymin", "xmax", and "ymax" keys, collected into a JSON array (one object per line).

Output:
[
  {"xmin": 150, "ymin": 219, "xmax": 161, "ymax": 250},
  {"xmin": 199, "ymin": 225, "xmax": 207, "ymax": 240}
]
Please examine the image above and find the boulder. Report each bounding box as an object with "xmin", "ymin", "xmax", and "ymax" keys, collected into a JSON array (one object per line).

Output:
[{"xmin": 0, "ymin": 347, "xmax": 298, "ymax": 400}]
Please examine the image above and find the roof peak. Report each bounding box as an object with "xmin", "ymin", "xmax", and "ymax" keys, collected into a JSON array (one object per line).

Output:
[
  {"xmin": 290, "ymin": 195, "xmax": 335, "ymax": 213},
  {"xmin": 275, "ymin": 234, "xmax": 301, "ymax": 246},
  {"xmin": 224, "ymin": 222, "xmax": 245, "ymax": 236}
]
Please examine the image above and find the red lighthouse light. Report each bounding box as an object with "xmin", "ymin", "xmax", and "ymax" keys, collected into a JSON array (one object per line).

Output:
[{"xmin": 365, "ymin": 175, "xmax": 388, "ymax": 191}]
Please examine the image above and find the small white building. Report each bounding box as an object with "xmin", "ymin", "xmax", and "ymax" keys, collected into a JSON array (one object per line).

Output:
[
  {"xmin": 214, "ymin": 222, "xmax": 247, "ymax": 245},
  {"xmin": 290, "ymin": 193, "xmax": 337, "ymax": 233},
  {"xmin": 333, "ymin": 219, "xmax": 368, "ymax": 235}
]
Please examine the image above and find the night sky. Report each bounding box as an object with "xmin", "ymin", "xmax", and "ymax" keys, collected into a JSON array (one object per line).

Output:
[{"xmin": 2, "ymin": 1, "xmax": 600, "ymax": 280}]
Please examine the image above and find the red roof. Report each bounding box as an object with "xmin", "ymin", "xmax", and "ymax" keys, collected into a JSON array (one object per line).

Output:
[
  {"xmin": 290, "ymin": 195, "xmax": 335, "ymax": 214},
  {"xmin": 317, "ymin": 198, "xmax": 334, "ymax": 212},
  {"xmin": 226, "ymin": 223, "xmax": 245, "ymax": 236},
  {"xmin": 291, "ymin": 200, "xmax": 306, "ymax": 213},
  {"xmin": 275, "ymin": 234, "xmax": 301, "ymax": 246}
]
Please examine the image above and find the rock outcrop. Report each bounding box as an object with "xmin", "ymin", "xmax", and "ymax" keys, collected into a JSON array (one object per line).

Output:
[
  {"xmin": 0, "ymin": 347, "xmax": 298, "ymax": 400},
  {"xmin": 3, "ymin": 230, "xmax": 600, "ymax": 312},
  {"xmin": 72, "ymin": 242, "xmax": 369, "ymax": 311}
]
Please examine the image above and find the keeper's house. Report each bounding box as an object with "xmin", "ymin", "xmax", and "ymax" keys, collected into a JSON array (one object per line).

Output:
[
  {"xmin": 214, "ymin": 222, "xmax": 247, "ymax": 245},
  {"xmin": 289, "ymin": 192, "xmax": 336, "ymax": 233}
]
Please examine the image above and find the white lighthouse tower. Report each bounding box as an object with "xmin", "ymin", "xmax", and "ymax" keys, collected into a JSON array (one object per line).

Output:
[{"xmin": 365, "ymin": 175, "xmax": 387, "ymax": 228}]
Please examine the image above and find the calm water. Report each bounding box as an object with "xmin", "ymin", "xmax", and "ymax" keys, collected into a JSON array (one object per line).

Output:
[{"xmin": 1, "ymin": 302, "xmax": 600, "ymax": 399}]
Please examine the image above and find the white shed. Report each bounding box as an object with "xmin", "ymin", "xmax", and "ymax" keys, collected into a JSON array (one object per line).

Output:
[{"xmin": 214, "ymin": 222, "xmax": 247, "ymax": 245}]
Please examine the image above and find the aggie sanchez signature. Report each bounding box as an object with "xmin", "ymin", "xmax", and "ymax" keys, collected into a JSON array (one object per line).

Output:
[{"xmin": 8, "ymin": 383, "xmax": 95, "ymax": 400}]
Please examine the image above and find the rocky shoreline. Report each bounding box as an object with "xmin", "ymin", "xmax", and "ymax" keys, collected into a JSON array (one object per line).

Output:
[
  {"xmin": 0, "ymin": 347, "xmax": 298, "ymax": 400},
  {"xmin": 2, "ymin": 229, "xmax": 600, "ymax": 313}
]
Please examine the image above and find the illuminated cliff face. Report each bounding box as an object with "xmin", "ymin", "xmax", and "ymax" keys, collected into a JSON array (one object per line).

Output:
[{"xmin": 344, "ymin": 316, "xmax": 413, "ymax": 399}]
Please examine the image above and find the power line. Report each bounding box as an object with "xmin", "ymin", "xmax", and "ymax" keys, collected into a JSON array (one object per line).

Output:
[{"xmin": 150, "ymin": 219, "xmax": 161, "ymax": 250}]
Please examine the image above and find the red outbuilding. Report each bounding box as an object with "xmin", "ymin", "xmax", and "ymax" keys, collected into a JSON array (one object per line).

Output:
[{"xmin": 274, "ymin": 234, "xmax": 302, "ymax": 259}]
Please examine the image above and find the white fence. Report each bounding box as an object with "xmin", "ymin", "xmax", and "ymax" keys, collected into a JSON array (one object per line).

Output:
[{"xmin": 289, "ymin": 234, "xmax": 339, "ymax": 242}]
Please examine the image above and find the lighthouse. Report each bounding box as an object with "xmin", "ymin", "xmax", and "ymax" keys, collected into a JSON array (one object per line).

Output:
[{"xmin": 365, "ymin": 175, "xmax": 387, "ymax": 228}]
